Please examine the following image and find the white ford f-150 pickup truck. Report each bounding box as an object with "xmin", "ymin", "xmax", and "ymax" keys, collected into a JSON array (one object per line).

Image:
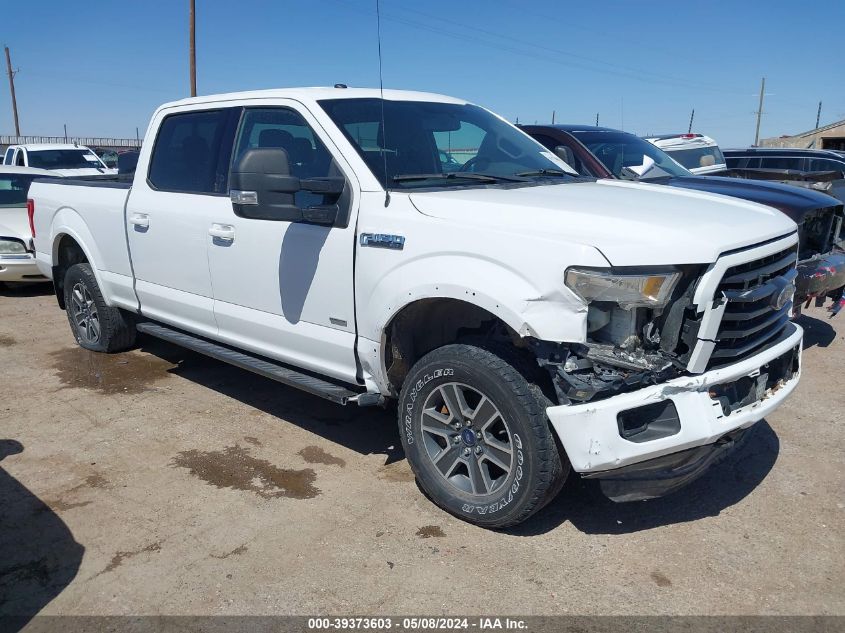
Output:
[{"xmin": 29, "ymin": 87, "xmax": 803, "ymax": 528}]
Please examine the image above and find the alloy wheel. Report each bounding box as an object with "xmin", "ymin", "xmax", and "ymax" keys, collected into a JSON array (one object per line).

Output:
[
  {"xmin": 70, "ymin": 282, "xmax": 100, "ymax": 344},
  {"xmin": 420, "ymin": 382, "xmax": 514, "ymax": 496}
]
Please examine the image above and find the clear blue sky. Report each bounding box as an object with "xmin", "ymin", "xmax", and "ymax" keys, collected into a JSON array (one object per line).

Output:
[{"xmin": 3, "ymin": 0, "xmax": 843, "ymax": 146}]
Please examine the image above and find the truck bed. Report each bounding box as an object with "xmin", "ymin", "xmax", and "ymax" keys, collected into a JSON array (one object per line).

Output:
[{"xmin": 30, "ymin": 177, "xmax": 137, "ymax": 311}]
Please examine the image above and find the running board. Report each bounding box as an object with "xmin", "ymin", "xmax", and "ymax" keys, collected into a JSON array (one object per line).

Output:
[{"xmin": 136, "ymin": 322, "xmax": 361, "ymax": 405}]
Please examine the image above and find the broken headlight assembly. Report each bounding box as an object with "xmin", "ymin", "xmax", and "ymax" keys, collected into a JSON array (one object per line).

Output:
[
  {"xmin": 564, "ymin": 268, "xmax": 680, "ymax": 310},
  {"xmin": 565, "ymin": 267, "xmax": 680, "ymax": 348},
  {"xmin": 543, "ymin": 267, "xmax": 689, "ymax": 403}
]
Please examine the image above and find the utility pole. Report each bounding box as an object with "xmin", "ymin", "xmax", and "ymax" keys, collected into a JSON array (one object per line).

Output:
[
  {"xmin": 189, "ymin": 0, "xmax": 197, "ymax": 97},
  {"xmin": 816, "ymin": 101, "xmax": 822, "ymax": 129},
  {"xmin": 688, "ymin": 108, "xmax": 695, "ymax": 134},
  {"xmin": 4, "ymin": 46, "xmax": 21, "ymax": 136},
  {"xmin": 551, "ymin": 110, "xmax": 555, "ymax": 124},
  {"xmin": 63, "ymin": 124, "xmax": 67, "ymax": 141},
  {"xmin": 754, "ymin": 77, "xmax": 765, "ymax": 146},
  {"xmin": 596, "ymin": 113, "xmax": 599, "ymax": 127}
]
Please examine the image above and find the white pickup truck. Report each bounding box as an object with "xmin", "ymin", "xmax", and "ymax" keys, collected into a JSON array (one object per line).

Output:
[
  {"xmin": 29, "ymin": 87, "xmax": 803, "ymax": 528},
  {"xmin": 4, "ymin": 143, "xmax": 118, "ymax": 178}
]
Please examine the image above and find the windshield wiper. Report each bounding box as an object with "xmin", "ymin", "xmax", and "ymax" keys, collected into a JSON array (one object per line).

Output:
[
  {"xmin": 392, "ymin": 172, "xmax": 513, "ymax": 183},
  {"xmin": 514, "ymin": 168, "xmax": 573, "ymax": 178}
]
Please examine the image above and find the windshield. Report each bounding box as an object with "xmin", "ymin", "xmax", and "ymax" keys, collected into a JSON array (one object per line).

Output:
[
  {"xmin": 319, "ymin": 98, "xmax": 576, "ymax": 189},
  {"xmin": 660, "ymin": 144, "xmax": 725, "ymax": 171},
  {"xmin": 570, "ymin": 130, "xmax": 691, "ymax": 180},
  {"xmin": 0, "ymin": 174, "xmax": 37, "ymax": 207},
  {"xmin": 27, "ymin": 149, "xmax": 105, "ymax": 170}
]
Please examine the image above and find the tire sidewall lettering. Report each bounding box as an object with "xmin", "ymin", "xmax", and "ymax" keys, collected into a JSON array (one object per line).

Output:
[
  {"xmin": 404, "ymin": 367, "xmax": 453, "ymax": 445},
  {"xmin": 461, "ymin": 433, "xmax": 524, "ymax": 516}
]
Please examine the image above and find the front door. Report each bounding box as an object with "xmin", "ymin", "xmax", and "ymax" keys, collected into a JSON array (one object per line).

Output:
[{"xmin": 207, "ymin": 104, "xmax": 360, "ymax": 383}]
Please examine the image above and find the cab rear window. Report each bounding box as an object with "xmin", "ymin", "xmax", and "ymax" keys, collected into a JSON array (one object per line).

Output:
[
  {"xmin": 0, "ymin": 175, "xmax": 36, "ymax": 207},
  {"xmin": 664, "ymin": 145, "xmax": 725, "ymax": 170}
]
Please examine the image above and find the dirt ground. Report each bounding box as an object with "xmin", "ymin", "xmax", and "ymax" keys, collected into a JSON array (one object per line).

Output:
[{"xmin": 1, "ymin": 284, "xmax": 842, "ymax": 618}]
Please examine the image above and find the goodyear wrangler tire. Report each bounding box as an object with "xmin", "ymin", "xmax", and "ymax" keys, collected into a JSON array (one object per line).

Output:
[{"xmin": 398, "ymin": 344, "xmax": 566, "ymax": 529}]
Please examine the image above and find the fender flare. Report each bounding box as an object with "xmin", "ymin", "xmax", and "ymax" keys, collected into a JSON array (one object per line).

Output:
[
  {"xmin": 50, "ymin": 208, "xmax": 112, "ymax": 307},
  {"xmin": 363, "ymin": 254, "xmax": 588, "ymax": 345}
]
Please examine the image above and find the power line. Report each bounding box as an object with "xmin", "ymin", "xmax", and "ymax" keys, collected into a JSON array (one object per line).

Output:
[
  {"xmin": 388, "ymin": 3, "xmax": 743, "ymax": 95},
  {"xmin": 329, "ymin": 0, "xmax": 751, "ymax": 96}
]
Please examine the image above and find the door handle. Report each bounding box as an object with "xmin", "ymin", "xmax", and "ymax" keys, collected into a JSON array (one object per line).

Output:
[
  {"xmin": 129, "ymin": 213, "xmax": 149, "ymax": 228},
  {"xmin": 208, "ymin": 224, "xmax": 235, "ymax": 242}
]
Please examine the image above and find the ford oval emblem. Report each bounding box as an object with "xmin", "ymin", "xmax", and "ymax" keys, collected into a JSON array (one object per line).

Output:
[{"xmin": 772, "ymin": 282, "xmax": 795, "ymax": 311}]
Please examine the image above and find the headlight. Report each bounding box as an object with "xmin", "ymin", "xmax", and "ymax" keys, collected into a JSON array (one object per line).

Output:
[
  {"xmin": 565, "ymin": 267, "xmax": 680, "ymax": 309},
  {"xmin": 0, "ymin": 238, "xmax": 27, "ymax": 255}
]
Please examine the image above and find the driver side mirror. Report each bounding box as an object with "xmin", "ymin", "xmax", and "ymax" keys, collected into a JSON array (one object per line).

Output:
[
  {"xmin": 621, "ymin": 154, "xmax": 657, "ymax": 180},
  {"xmin": 229, "ymin": 148, "xmax": 345, "ymax": 224}
]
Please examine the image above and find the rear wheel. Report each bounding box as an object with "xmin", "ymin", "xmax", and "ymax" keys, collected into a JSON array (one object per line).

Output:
[
  {"xmin": 63, "ymin": 263, "xmax": 136, "ymax": 352},
  {"xmin": 398, "ymin": 344, "xmax": 567, "ymax": 529}
]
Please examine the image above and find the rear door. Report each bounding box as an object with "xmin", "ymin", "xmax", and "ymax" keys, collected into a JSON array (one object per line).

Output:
[
  {"xmin": 125, "ymin": 106, "xmax": 239, "ymax": 337},
  {"xmin": 206, "ymin": 102, "xmax": 361, "ymax": 383}
]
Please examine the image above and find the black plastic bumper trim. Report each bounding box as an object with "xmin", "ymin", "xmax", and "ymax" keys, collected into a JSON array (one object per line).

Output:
[{"xmin": 582, "ymin": 426, "xmax": 753, "ymax": 503}]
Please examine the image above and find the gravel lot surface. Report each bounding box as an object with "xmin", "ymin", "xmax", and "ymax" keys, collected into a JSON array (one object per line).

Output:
[{"xmin": 1, "ymin": 284, "xmax": 842, "ymax": 617}]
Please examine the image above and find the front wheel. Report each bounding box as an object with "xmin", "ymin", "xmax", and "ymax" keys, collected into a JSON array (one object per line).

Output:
[
  {"xmin": 63, "ymin": 263, "xmax": 136, "ymax": 352},
  {"xmin": 398, "ymin": 344, "xmax": 567, "ymax": 529}
]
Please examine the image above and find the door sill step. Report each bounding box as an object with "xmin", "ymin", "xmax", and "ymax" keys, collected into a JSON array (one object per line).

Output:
[{"xmin": 137, "ymin": 322, "xmax": 362, "ymax": 405}]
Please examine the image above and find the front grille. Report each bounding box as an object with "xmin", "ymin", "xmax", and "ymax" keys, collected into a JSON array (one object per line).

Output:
[{"xmin": 708, "ymin": 245, "xmax": 797, "ymax": 369}]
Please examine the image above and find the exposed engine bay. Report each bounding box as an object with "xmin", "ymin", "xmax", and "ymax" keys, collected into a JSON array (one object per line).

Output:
[{"xmin": 532, "ymin": 268, "xmax": 704, "ymax": 404}]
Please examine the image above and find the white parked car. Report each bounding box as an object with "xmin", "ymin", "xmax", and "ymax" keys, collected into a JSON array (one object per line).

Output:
[
  {"xmin": 29, "ymin": 87, "xmax": 802, "ymax": 528},
  {"xmin": 643, "ymin": 133, "xmax": 727, "ymax": 175},
  {"xmin": 2, "ymin": 143, "xmax": 117, "ymax": 177},
  {"xmin": 0, "ymin": 166, "xmax": 56, "ymax": 285}
]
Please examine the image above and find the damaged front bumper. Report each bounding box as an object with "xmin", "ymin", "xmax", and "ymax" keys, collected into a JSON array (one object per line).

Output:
[
  {"xmin": 796, "ymin": 249, "xmax": 845, "ymax": 304},
  {"xmin": 546, "ymin": 322, "xmax": 802, "ymax": 477},
  {"xmin": 582, "ymin": 425, "xmax": 752, "ymax": 502}
]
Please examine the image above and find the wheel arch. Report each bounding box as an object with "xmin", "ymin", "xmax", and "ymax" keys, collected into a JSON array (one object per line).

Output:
[
  {"xmin": 51, "ymin": 228, "xmax": 96, "ymax": 309},
  {"xmin": 378, "ymin": 296, "xmax": 536, "ymax": 397}
]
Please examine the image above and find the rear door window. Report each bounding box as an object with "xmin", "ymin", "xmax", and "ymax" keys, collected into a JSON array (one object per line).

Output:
[
  {"xmin": 3, "ymin": 147, "xmax": 13, "ymax": 165},
  {"xmin": 727, "ymin": 157, "xmax": 761, "ymax": 169},
  {"xmin": 760, "ymin": 156, "xmax": 804, "ymax": 170},
  {"xmin": 808, "ymin": 158, "xmax": 845, "ymax": 173},
  {"xmin": 148, "ymin": 109, "xmax": 238, "ymax": 194}
]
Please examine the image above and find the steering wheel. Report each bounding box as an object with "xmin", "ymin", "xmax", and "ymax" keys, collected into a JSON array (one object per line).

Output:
[{"xmin": 458, "ymin": 156, "xmax": 484, "ymax": 172}]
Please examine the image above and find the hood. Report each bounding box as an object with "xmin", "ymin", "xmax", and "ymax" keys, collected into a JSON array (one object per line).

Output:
[
  {"xmin": 49, "ymin": 168, "xmax": 118, "ymax": 177},
  {"xmin": 0, "ymin": 205, "xmax": 30, "ymax": 242},
  {"xmin": 688, "ymin": 165, "xmax": 728, "ymax": 176},
  {"xmin": 664, "ymin": 175, "xmax": 841, "ymax": 223},
  {"xmin": 408, "ymin": 180, "xmax": 797, "ymax": 266}
]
